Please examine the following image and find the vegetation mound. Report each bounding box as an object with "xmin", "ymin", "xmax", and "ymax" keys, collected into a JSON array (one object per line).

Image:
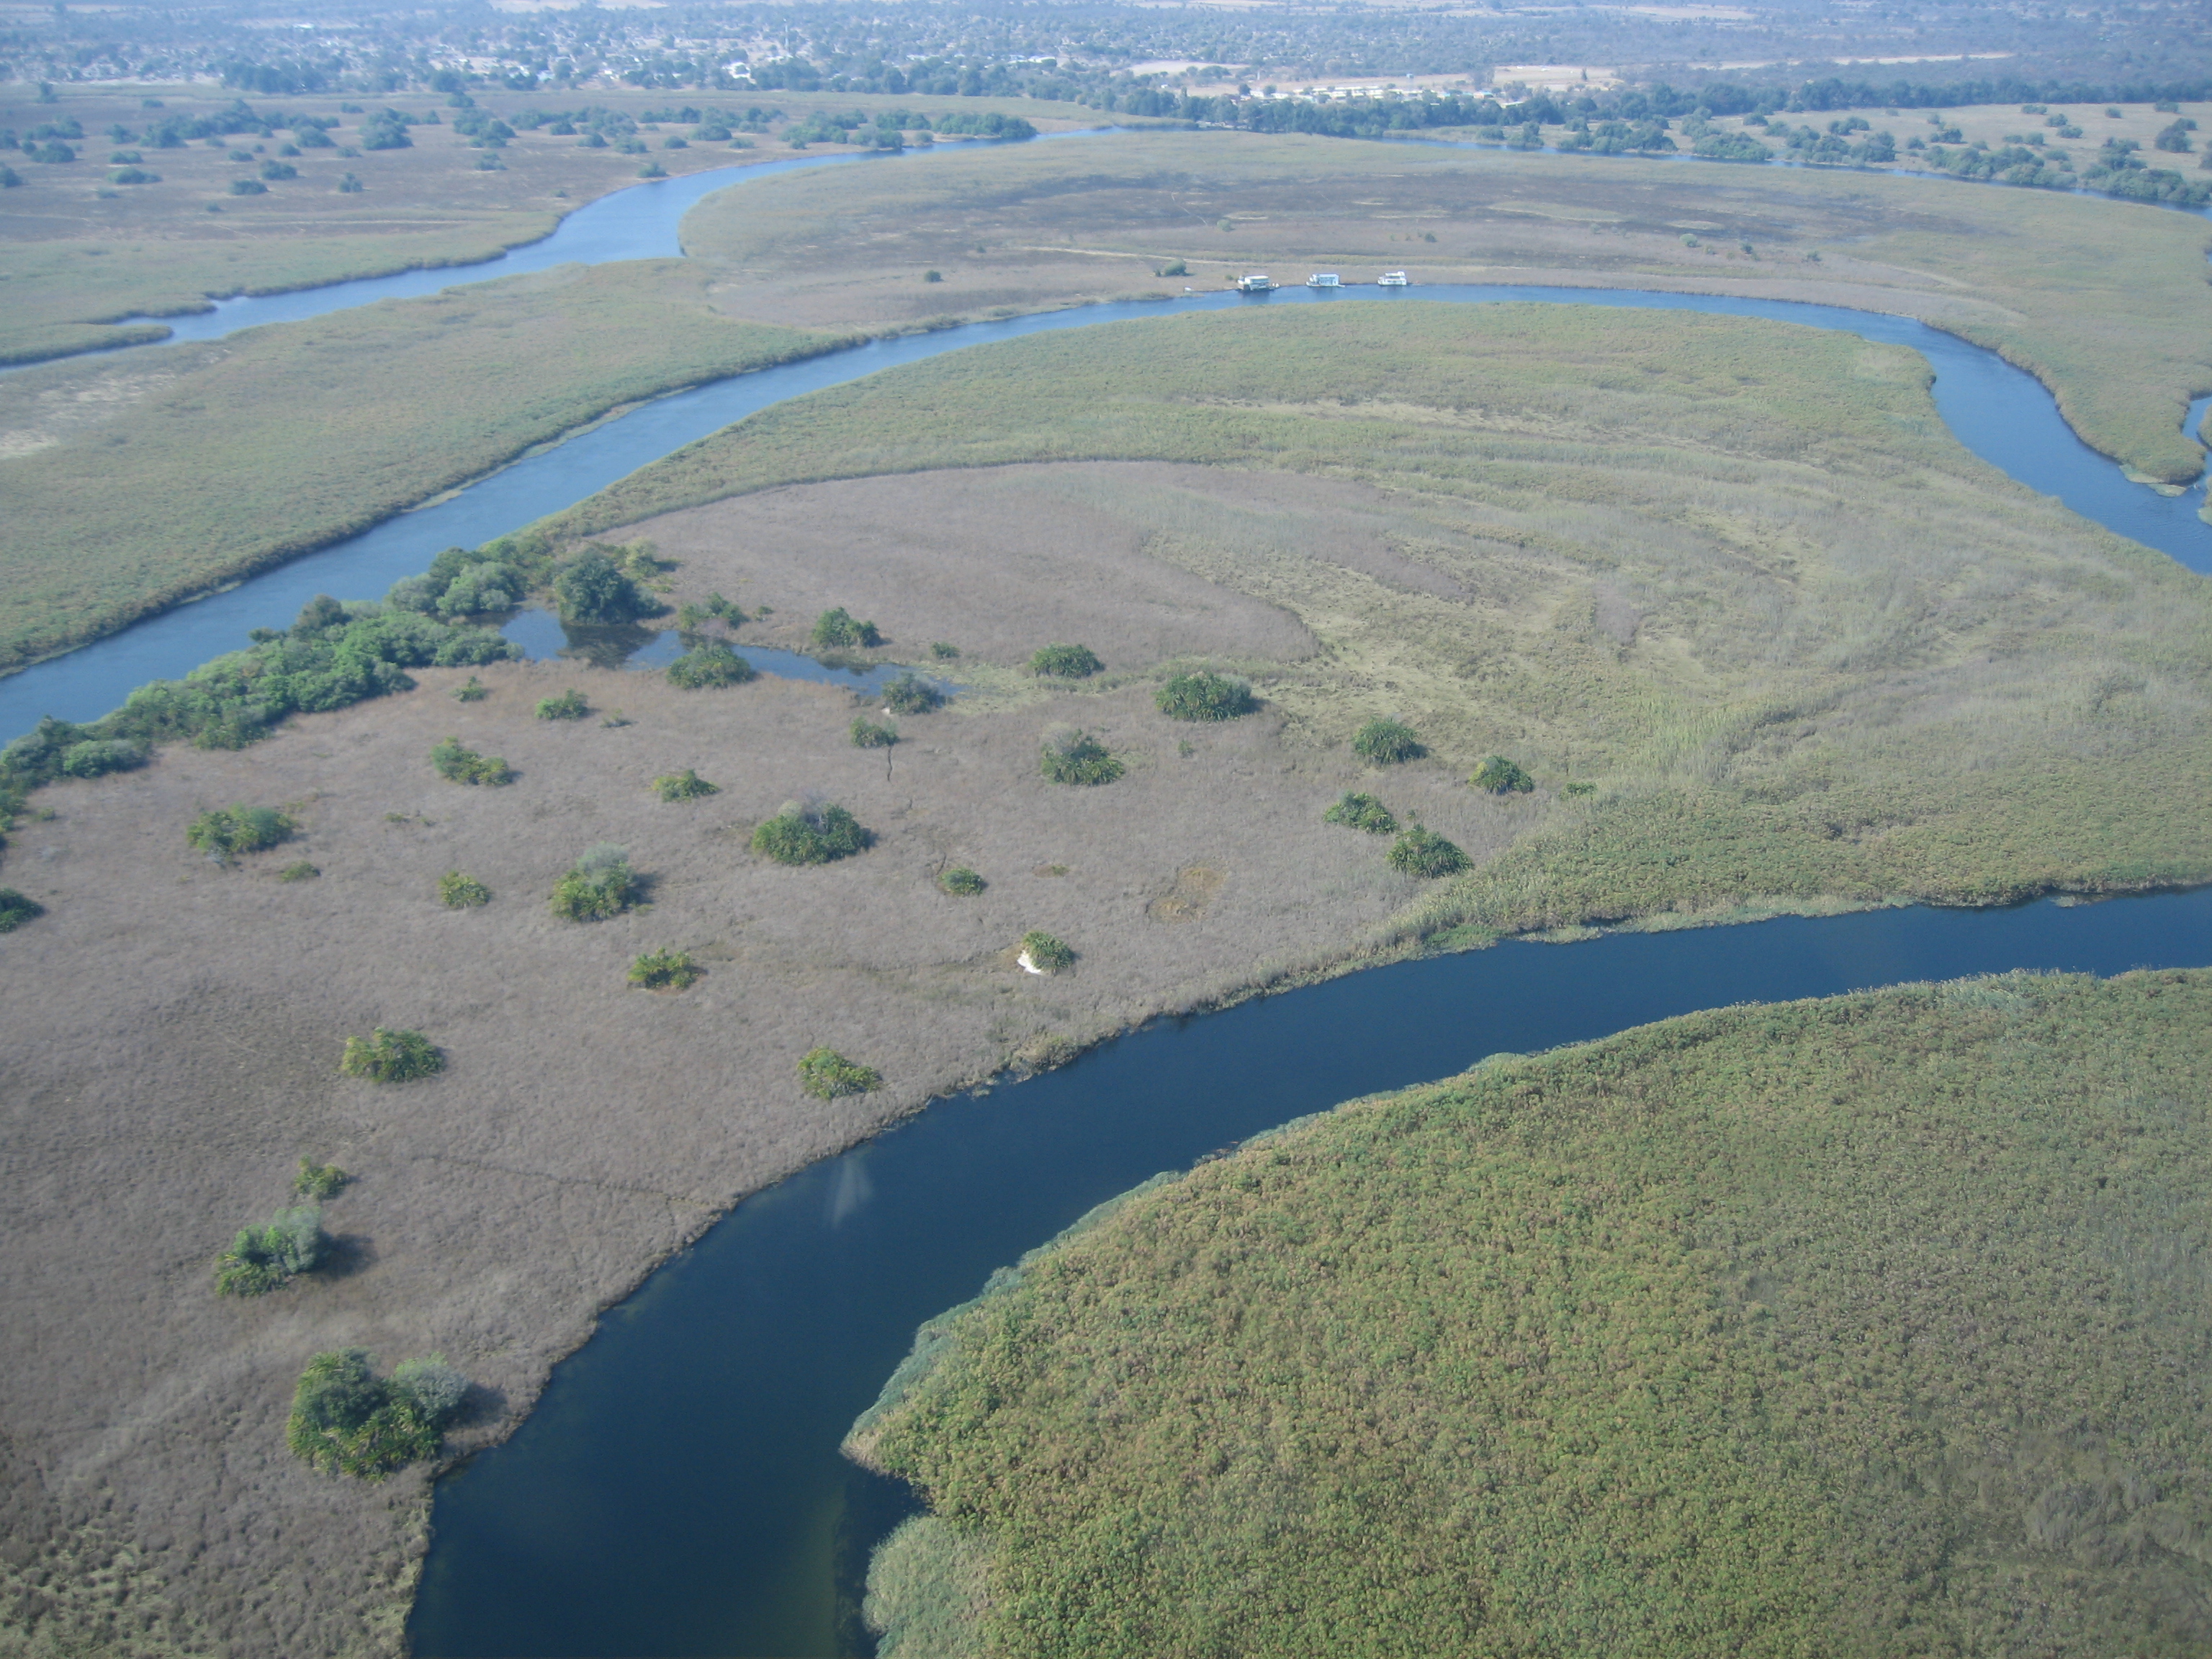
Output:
[
  {"xmin": 429, "ymin": 737, "xmax": 513, "ymax": 786},
  {"xmin": 851, "ymin": 716, "xmax": 899, "ymax": 750},
  {"xmin": 882, "ymin": 673, "xmax": 946, "ymax": 714},
  {"xmin": 286, "ymin": 1349, "xmax": 468, "ymax": 1481},
  {"xmin": 851, "ymin": 971, "xmax": 2212, "ymax": 1659},
  {"xmin": 667, "ymin": 642, "xmax": 756, "ymax": 689},
  {"xmin": 1156, "ymin": 670, "xmax": 1254, "ymax": 722},
  {"xmin": 536, "ymin": 688, "xmax": 590, "ymax": 721},
  {"xmin": 1352, "ymin": 717, "xmax": 1425, "ymax": 765},
  {"xmin": 551, "ymin": 845, "xmax": 641, "ymax": 920},
  {"xmin": 811, "ymin": 607, "xmax": 882, "ymax": 649},
  {"xmin": 1039, "ymin": 726, "xmax": 1123, "ymax": 786},
  {"xmin": 1387, "ymin": 824, "xmax": 1471, "ymax": 878},
  {"xmin": 1323, "ymin": 791, "xmax": 1398, "ymax": 835},
  {"xmin": 1030, "ymin": 644, "xmax": 1102, "ymax": 680},
  {"xmin": 0, "ymin": 889, "xmax": 45, "ymax": 932},
  {"xmin": 629, "ymin": 948, "xmax": 702, "ymax": 992},
  {"xmin": 1470, "ymin": 754, "xmax": 1535, "ymax": 794},
  {"xmin": 752, "ymin": 802, "xmax": 871, "ymax": 866},
  {"xmin": 213, "ymin": 1204, "xmax": 325, "ymax": 1298},
  {"xmin": 339, "ymin": 1027, "xmax": 443, "ymax": 1084},
  {"xmin": 438, "ymin": 871, "xmax": 492, "ymax": 909},
  {"xmin": 652, "ymin": 769, "xmax": 719, "ymax": 801},
  {"xmin": 798, "ymin": 1047, "xmax": 881, "ymax": 1100},
  {"xmin": 938, "ymin": 867, "xmax": 987, "ymax": 896},
  {"xmin": 185, "ymin": 804, "xmax": 294, "ymax": 861},
  {"xmin": 1019, "ymin": 930, "xmax": 1074, "ymax": 974}
]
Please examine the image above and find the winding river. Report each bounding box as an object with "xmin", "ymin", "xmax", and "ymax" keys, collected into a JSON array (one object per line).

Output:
[{"xmin": 3, "ymin": 139, "xmax": 2208, "ymax": 1658}]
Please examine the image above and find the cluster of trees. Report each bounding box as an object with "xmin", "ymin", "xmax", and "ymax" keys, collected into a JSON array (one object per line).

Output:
[
  {"xmin": 551, "ymin": 845, "xmax": 641, "ymax": 920},
  {"xmin": 287, "ymin": 1349, "xmax": 469, "ymax": 1480},
  {"xmin": 752, "ymin": 801, "xmax": 871, "ymax": 865}
]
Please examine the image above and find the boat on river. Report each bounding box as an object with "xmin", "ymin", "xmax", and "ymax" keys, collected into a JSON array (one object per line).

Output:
[
  {"xmin": 1235, "ymin": 272, "xmax": 1275, "ymax": 292},
  {"xmin": 1305, "ymin": 272, "xmax": 1341, "ymax": 288},
  {"xmin": 1378, "ymin": 270, "xmax": 1410, "ymax": 287}
]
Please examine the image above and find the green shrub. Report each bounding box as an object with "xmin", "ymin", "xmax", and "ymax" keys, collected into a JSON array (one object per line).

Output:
[
  {"xmin": 536, "ymin": 688, "xmax": 589, "ymax": 721},
  {"xmin": 438, "ymin": 870, "xmax": 491, "ymax": 908},
  {"xmin": 798, "ymin": 1047, "xmax": 882, "ymax": 1100},
  {"xmin": 295, "ymin": 1159, "xmax": 350, "ymax": 1200},
  {"xmin": 629, "ymin": 948, "xmax": 702, "ymax": 991},
  {"xmin": 186, "ymin": 804, "xmax": 294, "ymax": 860},
  {"xmin": 1040, "ymin": 724, "xmax": 1123, "ymax": 786},
  {"xmin": 1353, "ymin": 718, "xmax": 1425, "ymax": 765},
  {"xmin": 390, "ymin": 1355, "xmax": 470, "ymax": 1422},
  {"xmin": 341, "ymin": 1027, "xmax": 444, "ymax": 1082},
  {"xmin": 1030, "ymin": 643, "xmax": 1102, "ymax": 679},
  {"xmin": 1470, "ymin": 755, "xmax": 1535, "ymax": 794},
  {"xmin": 0, "ymin": 889, "xmax": 45, "ymax": 932},
  {"xmin": 667, "ymin": 642, "xmax": 756, "ymax": 689},
  {"xmin": 286, "ymin": 1349, "xmax": 447, "ymax": 1480},
  {"xmin": 675, "ymin": 590, "xmax": 745, "ymax": 631},
  {"xmin": 1156, "ymin": 671, "xmax": 1255, "ymax": 722},
  {"xmin": 930, "ymin": 642, "xmax": 961, "ymax": 660},
  {"xmin": 1324, "ymin": 791, "xmax": 1398, "ymax": 835},
  {"xmin": 881, "ymin": 673, "xmax": 945, "ymax": 714},
  {"xmin": 452, "ymin": 677, "xmax": 488, "ymax": 703},
  {"xmin": 550, "ymin": 844, "xmax": 639, "ymax": 920},
  {"xmin": 1563, "ymin": 779, "xmax": 1596, "ymax": 797},
  {"xmin": 1020, "ymin": 930, "xmax": 1075, "ymax": 974},
  {"xmin": 939, "ymin": 866, "xmax": 986, "ymax": 896},
  {"xmin": 60, "ymin": 739, "xmax": 146, "ymax": 778},
  {"xmin": 429, "ymin": 736, "xmax": 513, "ymax": 786},
  {"xmin": 811, "ymin": 607, "xmax": 882, "ymax": 649},
  {"xmin": 752, "ymin": 801, "xmax": 871, "ymax": 865},
  {"xmin": 278, "ymin": 860, "xmax": 320, "ymax": 882},
  {"xmin": 215, "ymin": 1204, "xmax": 325, "ymax": 1296},
  {"xmin": 653, "ymin": 768, "xmax": 719, "ymax": 801},
  {"xmin": 552, "ymin": 549, "xmax": 650, "ymax": 624},
  {"xmin": 852, "ymin": 716, "xmax": 899, "ymax": 749},
  {"xmin": 1388, "ymin": 825, "xmax": 1472, "ymax": 878}
]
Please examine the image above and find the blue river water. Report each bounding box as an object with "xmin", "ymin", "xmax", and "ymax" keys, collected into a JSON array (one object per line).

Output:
[{"xmin": 1, "ymin": 135, "xmax": 2206, "ymax": 1657}]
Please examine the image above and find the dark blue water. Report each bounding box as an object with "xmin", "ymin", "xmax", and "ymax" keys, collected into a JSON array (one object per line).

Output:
[{"xmin": 408, "ymin": 886, "xmax": 2212, "ymax": 1658}]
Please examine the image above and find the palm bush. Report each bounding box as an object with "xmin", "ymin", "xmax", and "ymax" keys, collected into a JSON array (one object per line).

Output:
[
  {"xmin": 1040, "ymin": 725, "xmax": 1123, "ymax": 786},
  {"xmin": 1388, "ymin": 826, "xmax": 1472, "ymax": 878},
  {"xmin": 811, "ymin": 607, "xmax": 882, "ymax": 649},
  {"xmin": 1156, "ymin": 671, "xmax": 1254, "ymax": 721},
  {"xmin": 667, "ymin": 642, "xmax": 756, "ymax": 689},
  {"xmin": 278, "ymin": 860, "xmax": 320, "ymax": 882},
  {"xmin": 852, "ymin": 716, "xmax": 899, "ymax": 749},
  {"xmin": 286, "ymin": 1349, "xmax": 454, "ymax": 1480},
  {"xmin": 629, "ymin": 948, "xmax": 702, "ymax": 991},
  {"xmin": 536, "ymin": 688, "xmax": 589, "ymax": 721},
  {"xmin": 186, "ymin": 804, "xmax": 295, "ymax": 860},
  {"xmin": 798, "ymin": 1047, "xmax": 882, "ymax": 1100},
  {"xmin": 438, "ymin": 870, "xmax": 492, "ymax": 908},
  {"xmin": 0, "ymin": 889, "xmax": 41, "ymax": 932},
  {"xmin": 551, "ymin": 844, "xmax": 639, "ymax": 920},
  {"xmin": 1353, "ymin": 718, "xmax": 1425, "ymax": 765},
  {"xmin": 214, "ymin": 1204, "xmax": 326, "ymax": 1296},
  {"xmin": 1324, "ymin": 791, "xmax": 1398, "ymax": 835},
  {"xmin": 429, "ymin": 737, "xmax": 513, "ymax": 786},
  {"xmin": 295, "ymin": 1159, "xmax": 350, "ymax": 1200},
  {"xmin": 939, "ymin": 867, "xmax": 986, "ymax": 896},
  {"xmin": 1470, "ymin": 755, "xmax": 1535, "ymax": 794},
  {"xmin": 1020, "ymin": 930, "xmax": 1075, "ymax": 974},
  {"xmin": 653, "ymin": 769, "xmax": 719, "ymax": 801},
  {"xmin": 881, "ymin": 673, "xmax": 945, "ymax": 714},
  {"xmin": 340, "ymin": 1027, "xmax": 444, "ymax": 1082},
  {"xmin": 1030, "ymin": 644, "xmax": 1102, "ymax": 679},
  {"xmin": 752, "ymin": 801, "xmax": 871, "ymax": 866},
  {"xmin": 930, "ymin": 642, "xmax": 961, "ymax": 660},
  {"xmin": 452, "ymin": 675, "xmax": 489, "ymax": 703}
]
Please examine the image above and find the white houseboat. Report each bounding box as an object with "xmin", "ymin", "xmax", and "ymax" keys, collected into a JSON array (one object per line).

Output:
[
  {"xmin": 1235, "ymin": 273, "xmax": 1276, "ymax": 293},
  {"xmin": 1377, "ymin": 271, "xmax": 1410, "ymax": 287},
  {"xmin": 1305, "ymin": 272, "xmax": 1341, "ymax": 289}
]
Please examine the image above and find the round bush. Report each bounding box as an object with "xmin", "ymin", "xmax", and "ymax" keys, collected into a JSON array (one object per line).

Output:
[
  {"xmin": 1030, "ymin": 644, "xmax": 1102, "ymax": 679},
  {"xmin": 752, "ymin": 802, "xmax": 871, "ymax": 866},
  {"xmin": 653, "ymin": 769, "xmax": 719, "ymax": 801},
  {"xmin": 1020, "ymin": 930, "xmax": 1075, "ymax": 974},
  {"xmin": 852, "ymin": 716, "xmax": 899, "ymax": 749},
  {"xmin": 811, "ymin": 608, "xmax": 882, "ymax": 649},
  {"xmin": 798, "ymin": 1047, "xmax": 882, "ymax": 1100},
  {"xmin": 186, "ymin": 804, "xmax": 294, "ymax": 860},
  {"xmin": 629, "ymin": 948, "xmax": 702, "ymax": 991},
  {"xmin": 1470, "ymin": 755, "xmax": 1535, "ymax": 794},
  {"xmin": 1388, "ymin": 826, "xmax": 1472, "ymax": 879},
  {"xmin": 881, "ymin": 673, "xmax": 945, "ymax": 714},
  {"xmin": 536, "ymin": 688, "xmax": 589, "ymax": 721},
  {"xmin": 551, "ymin": 845, "xmax": 639, "ymax": 920},
  {"xmin": 1324, "ymin": 791, "xmax": 1398, "ymax": 835},
  {"xmin": 1040, "ymin": 726, "xmax": 1123, "ymax": 786},
  {"xmin": 439, "ymin": 871, "xmax": 492, "ymax": 909},
  {"xmin": 0, "ymin": 889, "xmax": 43, "ymax": 932},
  {"xmin": 1156, "ymin": 671, "xmax": 1255, "ymax": 722},
  {"xmin": 340, "ymin": 1027, "xmax": 444, "ymax": 1083},
  {"xmin": 667, "ymin": 642, "xmax": 756, "ymax": 689},
  {"xmin": 1353, "ymin": 718, "xmax": 1425, "ymax": 765},
  {"xmin": 938, "ymin": 866, "xmax": 986, "ymax": 896},
  {"xmin": 554, "ymin": 550, "xmax": 649, "ymax": 624}
]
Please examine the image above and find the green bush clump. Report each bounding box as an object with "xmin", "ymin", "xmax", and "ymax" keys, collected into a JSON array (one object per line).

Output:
[
  {"xmin": 452, "ymin": 675, "xmax": 489, "ymax": 702},
  {"xmin": 536, "ymin": 688, "xmax": 589, "ymax": 721},
  {"xmin": 0, "ymin": 889, "xmax": 42, "ymax": 932},
  {"xmin": 295, "ymin": 1159, "xmax": 350, "ymax": 1200},
  {"xmin": 1353, "ymin": 718, "xmax": 1425, "ymax": 765},
  {"xmin": 1020, "ymin": 930, "xmax": 1074, "ymax": 974},
  {"xmin": 278, "ymin": 860, "xmax": 320, "ymax": 882},
  {"xmin": 798, "ymin": 1047, "xmax": 881, "ymax": 1100},
  {"xmin": 1325, "ymin": 791, "xmax": 1398, "ymax": 835},
  {"xmin": 186, "ymin": 804, "xmax": 294, "ymax": 860},
  {"xmin": 438, "ymin": 870, "xmax": 491, "ymax": 908},
  {"xmin": 429, "ymin": 736, "xmax": 513, "ymax": 786},
  {"xmin": 811, "ymin": 607, "xmax": 883, "ymax": 649},
  {"xmin": 667, "ymin": 642, "xmax": 756, "ymax": 689},
  {"xmin": 930, "ymin": 642, "xmax": 961, "ymax": 660},
  {"xmin": 881, "ymin": 673, "xmax": 945, "ymax": 714},
  {"xmin": 552, "ymin": 549, "xmax": 651, "ymax": 625},
  {"xmin": 752, "ymin": 801, "xmax": 871, "ymax": 866},
  {"xmin": 1388, "ymin": 825, "xmax": 1472, "ymax": 878},
  {"xmin": 551, "ymin": 844, "xmax": 640, "ymax": 920},
  {"xmin": 1156, "ymin": 671, "xmax": 1254, "ymax": 722},
  {"xmin": 387, "ymin": 536, "xmax": 549, "ymax": 621},
  {"xmin": 1470, "ymin": 755, "xmax": 1534, "ymax": 794},
  {"xmin": 653, "ymin": 768, "xmax": 719, "ymax": 801},
  {"xmin": 675, "ymin": 592, "xmax": 745, "ymax": 630},
  {"xmin": 852, "ymin": 716, "xmax": 899, "ymax": 749},
  {"xmin": 60, "ymin": 739, "xmax": 147, "ymax": 778},
  {"xmin": 629, "ymin": 948, "xmax": 702, "ymax": 991},
  {"xmin": 214, "ymin": 1204, "xmax": 326, "ymax": 1296},
  {"xmin": 341, "ymin": 1027, "xmax": 444, "ymax": 1083},
  {"xmin": 286, "ymin": 1349, "xmax": 464, "ymax": 1480},
  {"xmin": 939, "ymin": 867, "xmax": 986, "ymax": 896},
  {"xmin": 1030, "ymin": 644, "xmax": 1102, "ymax": 679},
  {"xmin": 1040, "ymin": 725, "xmax": 1123, "ymax": 786}
]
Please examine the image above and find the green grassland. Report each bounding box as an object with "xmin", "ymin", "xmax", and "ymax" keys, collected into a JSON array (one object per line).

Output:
[
  {"xmin": 850, "ymin": 967, "xmax": 2212, "ymax": 1658},
  {"xmin": 548, "ymin": 303, "xmax": 2212, "ymax": 938},
  {"xmin": 682, "ymin": 131, "xmax": 2212, "ymax": 481},
  {"xmin": 0, "ymin": 260, "xmax": 832, "ymax": 670}
]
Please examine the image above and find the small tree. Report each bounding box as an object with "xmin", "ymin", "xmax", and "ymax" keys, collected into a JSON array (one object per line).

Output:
[
  {"xmin": 629, "ymin": 948, "xmax": 702, "ymax": 991},
  {"xmin": 667, "ymin": 642, "xmax": 756, "ymax": 689},
  {"xmin": 653, "ymin": 769, "xmax": 719, "ymax": 801},
  {"xmin": 851, "ymin": 715, "xmax": 898, "ymax": 749},
  {"xmin": 391, "ymin": 1355, "xmax": 470, "ymax": 1422},
  {"xmin": 215, "ymin": 1204, "xmax": 326, "ymax": 1296},
  {"xmin": 439, "ymin": 871, "xmax": 492, "ymax": 908},
  {"xmin": 1388, "ymin": 826, "xmax": 1471, "ymax": 878},
  {"xmin": 452, "ymin": 675, "xmax": 489, "ymax": 703},
  {"xmin": 881, "ymin": 673, "xmax": 945, "ymax": 714},
  {"xmin": 430, "ymin": 737, "xmax": 514, "ymax": 786},
  {"xmin": 1030, "ymin": 644, "xmax": 1102, "ymax": 679},
  {"xmin": 341, "ymin": 1028, "xmax": 444, "ymax": 1082},
  {"xmin": 551, "ymin": 845, "xmax": 639, "ymax": 920},
  {"xmin": 1324, "ymin": 791, "xmax": 1398, "ymax": 835},
  {"xmin": 0, "ymin": 889, "xmax": 45, "ymax": 932},
  {"xmin": 536, "ymin": 688, "xmax": 589, "ymax": 721},
  {"xmin": 1353, "ymin": 719, "xmax": 1425, "ymax": 765},
  {"xmin": 1470, "ymin": 755, "xmax": 1535, "ymax": 794},
  {"xmin": 1019, "ymin": 930, "xmax": 1074, "ymax": 974},
  {"xmin": 1156, "ymin": 672, "xmax": 1254, "ymax": 721},
  {"xmin": 1040, "ymin": 725, "xmax": 1123, "ymax": 786},
  {"xmin": 552, "ymin": 550, "xmax": 648, "ymax": 624},
  {"xmin": 186, "ymin": 804, "xmax": 295, "ymax": 860},
  {"xmin": 930, "ymin": 642, "xmax": 961, "ymax": 660},
  {"xmin": 938, "ymin": 866, "xmax": 986, "ymax": 896},
  {"xmin": 752, "ymin": 801, "xmax": 871, "ymax": 865},
  {"xmin": 295, "ymin": 1159, "xmax": 350, "ymax": 1200},
  {"xmin": 798, "ymin": 1047, "xmax": 881, "ymax": 1099},
  {"xmin": 811, "ymin": 608, "xmax": 883, "ymax": 649}
]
